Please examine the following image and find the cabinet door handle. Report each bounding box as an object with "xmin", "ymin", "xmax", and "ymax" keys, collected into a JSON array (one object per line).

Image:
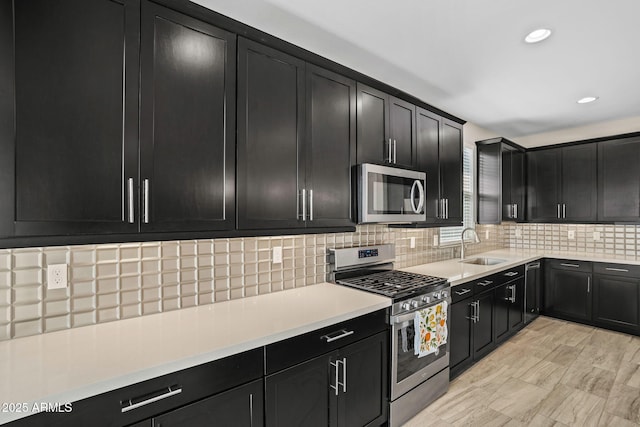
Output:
[
  {"xmin": 557, "ymin": 204, "xmax": 561, "ymax": 219},
  {"xmin": 300, "ymin": 189, "xmax": 306, "ymax": 220},
  {"xmin": 143, "ymin": 179, "xmax": 150, "ymax": 224},
  {"xmin": 440, "ymin": 199, "xmax": 445, "ymax": 219},
  {"xmin": 445, "ymin": 198, "xmax": 449, "ymax": 219},
  {"xmin": 330, "ymin": 360, "xmax": 340, "ymax": 396},
  {"xmin": 121, "ymin": 385, "xmax": 182, "ymax": 413},
  {"xmin": 504, "ymin": 271, "xmax": 518, "ymax": 277},
  {"xmin": 605, "ymin": 267, "xmax": 629, "ymax": 272},
  {"xmin": 127, "ymin": 178, "xmax": 135, "ymax": 224},
  {"xmin": 341, "ymin": 357, "xmax": 347, "ymax": 393},
  {"xmin": 587, "ymin": 276, "xmax": 591, "ymax": 293},
  {"xmin": 475, "ymin": 300, "xmax": 480, "ymax": 323},
  {"xmin": 514, "ymin": 203, "xmax": 518, "ymax": 219},
  {"xmin": 249, "ymin": 393, "xmax": 254, "ymax": 427},
  {"xmin": 393, "ymin": 139, "xmax": 397, "ymax": 163},
  {"xmin": 563, "ymin": 203, "xmax": 566, "ymax": 219},
  {"xmin": 478, "ymin": 280, "xmax": 493, "ymax": 287},
  {"xmin": 455, "ymin": 288, "xmax": 471, "ymax": 296},
  {"xmin": 466, "ymin": 301, "xmax": 476, "ymax": 322},
  {"xmin": 560, "ymin": 263, "xmax": 580, "ymax": 268},
  {"xmin": 309, "ymin": 189, "xmax": 313, "ymax": 221},
  {"xmin": 388, "ymin": 139, "xmax": 393, "ymax": 162},
  {"xmin": 322, "ymin": 329, "xmax": 354, "ymax": 343}
]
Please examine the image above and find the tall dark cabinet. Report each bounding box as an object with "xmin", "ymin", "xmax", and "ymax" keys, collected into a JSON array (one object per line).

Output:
[
  {"xmin": 476, "ymin": 138, "xmax": 525, "ymax": 224},
  {"xmin": 597, "ymin": 136, "xmax": 640, "ymax": 222},
  {"xmin": 415, "ymin": 108, "xmax": 462, "ymax": 225},
  {"xmin": 237, "ymin": 39, "xmax": 356, "ymax": 230},
  {"xmin": 6, "ymin": 0, "xmax": 140, "ymax": 236},
  {"xmin": 139, "ymin": 1, "xmax": 236, "ymax": 232},
  {"xmin": 527, "ymin": 144, "xmax": 597, "ymax": 222},
  {"xmin": 356, "ymin": 83, "xmax": 416, "ymax": 168}
]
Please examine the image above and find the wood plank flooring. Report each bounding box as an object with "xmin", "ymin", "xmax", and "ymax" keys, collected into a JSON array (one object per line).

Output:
[{"xmin": 404, "ymin": 316, "xmax": 640, "ymax": 426}]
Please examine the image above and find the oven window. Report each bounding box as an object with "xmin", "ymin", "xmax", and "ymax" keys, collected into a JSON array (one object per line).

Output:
[
  {"xmin": 395, "ymin": 319, "xmax": 447, "ymax": 383},
  {"xmin": 367, "ymin": 172, "xmax": 424, "ymax": 215}
]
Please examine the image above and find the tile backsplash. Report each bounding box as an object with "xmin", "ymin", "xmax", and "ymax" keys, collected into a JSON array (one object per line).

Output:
[{"xmin": 0, "ymin": 224, "xmax": 503, "ymax": 341}]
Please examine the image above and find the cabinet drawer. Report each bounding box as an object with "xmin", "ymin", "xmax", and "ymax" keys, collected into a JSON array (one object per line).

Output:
[
  {"xmin": 594, "ymin": 262, "xmax": 640, "ymax": 278},
  {"xmin": 10, "ymin": 348, "xmax": 264, "ymax": 427},
  {"xmin": 451, "ymin": 283, "xmax": 474, "ymax": 303},
  {"xmin": 547, "ymin": 259, "xmax": 592, "ymax": 272},
  {"xmin": 471, "ymin": 265, "xmax": 524, "ymax": 294},
  {"xmin": 265, "ymin": 309, "xmax": 388, "ymax": 375}
]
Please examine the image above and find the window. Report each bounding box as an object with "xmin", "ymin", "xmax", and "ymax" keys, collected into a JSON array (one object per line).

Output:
[{"xmin": 439, "ymin": 146, "xmax": 474, "ymax": 244}]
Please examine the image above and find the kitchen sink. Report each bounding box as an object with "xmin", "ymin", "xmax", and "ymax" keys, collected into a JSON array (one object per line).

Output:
[{"xmin": 460, "ymin": 257, "xmax": 506, "ymax": 266}]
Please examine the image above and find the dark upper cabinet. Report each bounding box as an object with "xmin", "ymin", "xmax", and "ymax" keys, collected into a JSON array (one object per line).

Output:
[
  {"xmin": 305, "ymin": 64, "xmax": 357, "ymax": 228},
  {"xmin": 5, "ymin": 0, "xmax": 140, "ymax": 236},
  {"xmin": 237, "ymin": 39, "xmax": 355, "ymax": 230},
  {"xmin": 356, "ymin": 83, "xmax": 416, "ymax": 168},
  {"xmin": 139, "ymin": 1, "xmax": 235, "ymax": 232},
  {"xmin": 476, "ymin": 138, "xmax": 525, "ymax": 224},
  {"xmin": 527, "ymin": 144, "xmax": 597, "ymax": 222},
  {"xmin": 597, "ymin": 136, "xmax": 640, "ymax": 222},
  {"xmin": 237, "ymin": 38, "xmax": 306, "ymax": 230},
  {"xmin": 415, "ymin": 108, "xmax": 462, "ymax": 225}
]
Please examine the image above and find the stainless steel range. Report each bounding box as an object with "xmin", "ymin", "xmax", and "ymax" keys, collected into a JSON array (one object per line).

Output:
[{"xmin": 328, "ymin": 244, "xmax": 451, "ymax": 427}]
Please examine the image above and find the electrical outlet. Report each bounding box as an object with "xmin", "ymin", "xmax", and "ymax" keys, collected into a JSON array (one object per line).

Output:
[
  {"xmin": 433, "ymin": 235, "xmax": 439, "ymax": 246},
  {"xmin": 47, "ymin": 264, "xmax": 68, "ymax": 290},
  {"xmin": 568, "ymin": 230, "xmax": 576, "ymax": 240},
  {"xmin": 515, "ymin": 227, "xmax": 522, "ymax": 238},
  {"xmin": 593, "ymin": 231, "xmax": 601, "ymax": 241},
  {"xmin": 410, "ymin": 237, "xmax": 416, "ymax": 249},
  {"xmin": 272, "ymin": 246, "xmax": 282, "ymax": 264}
]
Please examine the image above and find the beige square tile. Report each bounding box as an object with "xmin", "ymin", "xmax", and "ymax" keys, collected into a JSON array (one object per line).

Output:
[
  {"xmin": 12, "ymin": 319, "xmax": 43, "ymax": 338},
  {"xmin": 71, "ymin": 249, "xmax": 95, "ymax": 266},
  {"xmin": 13, "ymin": 286, "xmax": 42, "ymax": 304},
  {"xmin": 72, "ymin": 296, "xmax": 95, "ymax": 312},
  {"xmin": 97, "ymin": 307, "xmax": 119, "ymax": 323},
  {"xmin": 44, "ymin": 315, "xmax": 70, "ymax": 333},
  {"xmin": 13, "ymin": 269, "xmax": 42, "ymax": 287},
  {"xmin": 44, "ymin": 300, "xmax": 70, "ymax": 317},
  {"xmin": 72, "ymin": 311, "xmax": 96, "ymax": 327},
  {"xmin": 13, "ymin": 251, "xmax": 42, "ymax": 269},
  {"xmin": 120, "ymin": 304, "xmax": 141, "ymax": 319}
]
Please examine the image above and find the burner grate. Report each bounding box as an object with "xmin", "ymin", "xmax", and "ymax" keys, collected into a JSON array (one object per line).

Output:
[{"xmin": 337, "ymin": 270, "xmax": 447, "ymax": 298}]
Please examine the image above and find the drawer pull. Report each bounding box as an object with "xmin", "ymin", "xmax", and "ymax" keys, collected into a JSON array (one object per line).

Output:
[
  {"xmin": 478, "ymin": 280, "xmax": 493, "ymax": 287},
  {"xmin": 504, "ymin": 271, "xmax": 518, "ymax": 277},
  {"xmin": 560, "ymin": 263, "xmax": 580, "ymax": 268},
  {"xmin": 121, "ymin": 385, "xmax": 182, "ymax": 413},
  {"xmin": 605, "ymin": 267, "xmax": 629, "ymax": 272},
  {"xmin": 322, "ymin": 329, "xmax": 354, "ymax": 343},
  {"xmin": 455, "ymin": 288, "xmax": 471, "ymax": 296}
]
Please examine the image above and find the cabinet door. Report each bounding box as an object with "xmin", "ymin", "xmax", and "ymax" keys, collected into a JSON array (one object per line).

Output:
[
  {"xmin": 337, "ymin": 332, "xmax": 388, "ymax": 427},
  {"xmin": 440, "ymin": 119, "xmax": 463, "ymax": 224},
  {"xmin": 494, "ymin": 284, "xmax": 510, "ymax": 343},
  {"xmin": 356, "ymin": 83, "xmax": 390, "ymax": 165},
  {"xmin": 388, "ymin": 97, "xmax": 416, "ymax": 168},
  {"xmin": 265, "ymin": 354, "xmax": 333, "ymax": 427},
  {"xmin": 305, "ymin": 65, "xmax": 356, "ymax": 227},
  {"xmin": 416, "ymin": 108, "xmax": 442, "ymax": 223},
  {"xmin": 593, "ymin": 275, "xmax": 640, "ymax": 332},
  {"xmin": 139, "ymin": 1, "xmax": 235, "ymax": 232},
  {"xmin": 153, "ymin": 379, "xmax": 263, "ymax": 427},
  {"xmin": 508, "ymin": 277, "xmax": 525, "ymax": 331},
  {"xmin": 450, "ymin": 298, "xmax": 474, "ymax": 376},
  {"xmin": 527, "ymin": 149, "xmax": 561, "ymax": 222},
  {"xmin": 511, "ymin": 150, "xmax": 526, "ymax": 221},
  {"xmin": 598, "ymin": 137, "xmax": 640, "ymax": 222},
  {"xmin": 561, "ymin": 144, "xmax": 597, "ymax": 221},
  {"xmin": 237, "ymin": 38, "xmax": 305, "ymax": 230},
  {"xmin": 473, "ymin": 291, "xmax": 495, "ymax": 359},
  {"xmin": 546, "ymin": 268, "xmax": 592, "ymax": 321},
  {"xmin": 9, "ymin": 0, "xmax": 139, "ymax": 236}
]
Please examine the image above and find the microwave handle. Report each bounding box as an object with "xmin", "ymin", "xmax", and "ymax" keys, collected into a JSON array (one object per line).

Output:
[{"xmin": 410, "ymin": 180, "xmax": 425, "ymax": 214}]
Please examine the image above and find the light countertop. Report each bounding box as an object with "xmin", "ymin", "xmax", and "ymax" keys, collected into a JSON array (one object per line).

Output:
[
  {"xmin": 402, "ymin": 249, "xmax": 640, "ymax": 286},
  {"xmin": 0, "ymin": 283, "xmax": 390, "ymax": 424}
]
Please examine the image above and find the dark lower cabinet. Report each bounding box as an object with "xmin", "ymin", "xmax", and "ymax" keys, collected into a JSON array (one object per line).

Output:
[
  {"xmin": 265, "ymin": 330, "xmax": 388, "ymax": 427},
  {"xmin": 449, "ymin": 294, "xmax": 473, "ymax": 373},
  {"xmin": 472, "ymin": 290, "xmax": 495, "ymax": 359},
  {"xmin": 508, "ymin": 277, "xmax": 525, "ymax": 331},
  {"xmin": 592, "ymin": 263, "xmax": 640, "ymax": 334},
  {"xmin": 152, "ymin": 379, "xmax": 263, "ymax": 427},
  {"xmin": 139, "ymin": 1, "xmax": 236, "ymax": 232},
  {"xmin": 544, "ymin": 260, "xmax": 592, "ymax": 322}
]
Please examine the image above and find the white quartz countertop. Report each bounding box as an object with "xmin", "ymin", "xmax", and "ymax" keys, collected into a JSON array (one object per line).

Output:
[
  {"xmin": 0, "ymin": 283, "xmax": 390, "ymax": 424},
  {"xmin": 401, "ymin": 249, "xmax": 640, "ymax": 286}
]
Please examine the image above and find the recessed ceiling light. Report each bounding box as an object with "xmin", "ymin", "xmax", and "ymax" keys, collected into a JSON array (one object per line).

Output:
[
  {"xmin": 577, "ymin": 96, "xmax": 599, "ymax": 104},
  {"xmin": 525, "ymin": 28, "xmax": 552, "ymax": 43}
]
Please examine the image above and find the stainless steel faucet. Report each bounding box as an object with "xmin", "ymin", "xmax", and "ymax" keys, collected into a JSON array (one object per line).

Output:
[{"xmin": 460, "ymin": 227, "xmax": 480, "ymax": 260}]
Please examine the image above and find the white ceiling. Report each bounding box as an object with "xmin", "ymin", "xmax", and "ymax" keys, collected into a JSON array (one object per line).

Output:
[{"xmin": 192, "ymin": 0, "xmax": 640, "ymax": 143}]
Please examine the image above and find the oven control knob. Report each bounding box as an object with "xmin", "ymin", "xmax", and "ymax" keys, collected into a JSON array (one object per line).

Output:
[
  {"xmin": 410, "ymin": 300, "xmax": 419, "ymax": 309},
  {"xmin": 433, "ymin": 292, "xmax": 441, "ymax": 299},
  {"xmin": 422, "ymin": 296, "xmax": 431, "ymax": 304},
  {"xmin": 442, "ymin": 290, "xmax": 448, "ymax": 298},
  {"xmin": 401, "ymin": 302, "xmax": 411, "ymax": 311}
]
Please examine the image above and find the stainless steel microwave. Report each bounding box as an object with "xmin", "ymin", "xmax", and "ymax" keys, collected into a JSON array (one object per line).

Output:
[{"xmin": 357, "ymin": 163, "xmax": 426, "ymax": 224}]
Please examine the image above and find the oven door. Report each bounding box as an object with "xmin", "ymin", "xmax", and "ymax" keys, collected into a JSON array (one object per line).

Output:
[
  {"xmin": 390, "ymin": 299, "xmax": 450, "ymax": 400},
  {"xmin": 358, "ymin": 163, "xmax": 426, "ymax": 224}
]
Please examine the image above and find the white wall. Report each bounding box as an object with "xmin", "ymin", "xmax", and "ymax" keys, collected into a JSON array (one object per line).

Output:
[{"xmin": 462, "ymin": 121, "xmax": 500, "ymax": 148}]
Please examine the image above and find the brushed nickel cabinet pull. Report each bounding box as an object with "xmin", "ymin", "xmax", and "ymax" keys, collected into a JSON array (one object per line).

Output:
[
  {"xmin": 143, "ymin": 179, "xmax": 150, "ymax": 224},
  {"xmin": 127, "ymin": 178, "xmax": 134, "ymax": 224}
]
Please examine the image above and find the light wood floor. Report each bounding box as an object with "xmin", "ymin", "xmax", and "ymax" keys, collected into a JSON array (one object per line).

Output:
[{"xmin": 404, "ymin": 316, "xmax": 640, "ymax": 426}]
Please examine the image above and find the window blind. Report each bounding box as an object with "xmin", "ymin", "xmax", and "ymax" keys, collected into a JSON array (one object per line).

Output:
[{"xmin": 439, "ymin": 146, "xmax": 474, "ymax": 244}]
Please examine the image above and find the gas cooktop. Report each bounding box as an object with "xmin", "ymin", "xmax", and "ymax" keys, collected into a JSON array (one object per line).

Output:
[{"xmin": 336, "ymin": 270, "xmax": 447, "ymax": 299}]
